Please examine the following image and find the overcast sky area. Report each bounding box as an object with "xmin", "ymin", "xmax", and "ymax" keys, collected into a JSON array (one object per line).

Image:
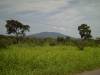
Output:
[{"xmin": 0, "ymin": 0, "xmax": 100, "ymax": 38}]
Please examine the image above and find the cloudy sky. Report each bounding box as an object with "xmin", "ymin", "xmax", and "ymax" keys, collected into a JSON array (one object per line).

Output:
[{"xmin": 0, "ymin": 0, "xmax": 100, "ymax": 38}]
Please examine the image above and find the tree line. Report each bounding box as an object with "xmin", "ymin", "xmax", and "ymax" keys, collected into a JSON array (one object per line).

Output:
[
  {"xmin": 5, "ymin": 20, "xmax": 92, "ymax": 40},
  {"xmin": 0, "ymin": 19, "xmax": 100, "ymax": 50}
]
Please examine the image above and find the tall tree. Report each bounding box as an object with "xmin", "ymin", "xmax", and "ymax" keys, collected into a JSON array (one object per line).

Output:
[
  {"xmin": 78, "ymin": 24, "xmax": 92, "ymax": 40},
  {"xmin": 5, "ymin": 20, "xmax": 30, "ymax": 43}
]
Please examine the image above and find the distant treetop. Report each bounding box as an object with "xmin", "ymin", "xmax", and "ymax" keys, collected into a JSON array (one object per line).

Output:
[{"xmin": 78, "ymin": 24, "xmax": 92, "ymax": 40}]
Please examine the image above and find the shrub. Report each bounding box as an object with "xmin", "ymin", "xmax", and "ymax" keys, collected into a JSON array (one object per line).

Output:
[
  {"xmin": 74, "ymin": 40, "xmax": 85, "ymax": 50},
  {"xmin": 57, "ymin": 37, "xmax": 65, "ymax": 44},
  {"xmin": 0, "ymin": 39, "xmax": 9, "ymax": 49},
  {"xmin": 49, "ymin": 41, "xmax": 57, "ymax": 46}
]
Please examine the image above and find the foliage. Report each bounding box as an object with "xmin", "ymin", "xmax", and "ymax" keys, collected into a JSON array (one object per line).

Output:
[
  {"xmin": 74, "ymin": 40, "xmax": 85, "ymax": 50},
  {"xmin": 95, "ymin": 38, "xmax": 100, "ymax": 45},
  {"xmin": 57, "ymin": 37, "xmax": 65, "ymax": 44},
  {"xmin": 0, "ymin": 45, "xmax": 100, "ymax": 75},
  {"xmin": 78, "ymin": 24, "xmax": 92, "ymax": 40},
  {"xmin": 0, "ymin": 35, "xmax": 16, "ymax": 49},
  {"xmin": 0, "ymin": 34, "xmax": 100, "ymax": 49},
  {"xmin": 5, "ymin": 20, "xmax": 30, "ymax": 43}
]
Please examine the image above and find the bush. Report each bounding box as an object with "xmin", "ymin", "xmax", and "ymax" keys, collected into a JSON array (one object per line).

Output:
[
  {"xmin": 74, "ymin": 40, "xmax": 85, "ymax": 50},
  {"xmin": 95, "ymin": 38, "xmax": 100, "ymax": 46},
  {"xmin": 0, "ymin": 39, "xmax": 9, "ymax": 49},
  {"xmin": 0, "ymin": 35, "xmax": 17, "ymax": 49},
  {"xmin": 49, "ymin": 41, "xmax": 57, "ymax": 46},
  {"xmin": 56, "ymin": 37, "xmax": 66, "ymax": 45}
]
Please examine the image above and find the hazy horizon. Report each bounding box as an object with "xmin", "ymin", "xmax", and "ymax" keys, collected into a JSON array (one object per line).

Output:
[{"xmin": 0, "ymin": 0, "xmax": 100, "ymax": 38}]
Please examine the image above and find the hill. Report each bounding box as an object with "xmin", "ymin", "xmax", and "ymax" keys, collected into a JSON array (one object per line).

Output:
[{"xmin": 28, "ymin": 32, "xmax": 69, "ymax": 38}]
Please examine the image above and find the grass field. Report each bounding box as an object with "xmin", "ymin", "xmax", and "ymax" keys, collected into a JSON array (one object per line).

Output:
[{"xmin": 0, "ymin": 44, "xmax": 100, "ymax": 75}]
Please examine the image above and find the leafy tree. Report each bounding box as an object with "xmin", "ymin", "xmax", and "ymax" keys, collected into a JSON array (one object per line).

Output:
[
  {"xmin": 21, "ymin": 25, "xmax": 30, "ymax": 37},
  {"xmin": 77, "ymin": 24, "xmax": 92, "ymax": 50},
  {"xmin": 78, "ymin": 24, "xmax": 92, "ymax": 40},
  {"xmin": 5, "ymin": 20, "xmax": 30, "ymax": 43}
]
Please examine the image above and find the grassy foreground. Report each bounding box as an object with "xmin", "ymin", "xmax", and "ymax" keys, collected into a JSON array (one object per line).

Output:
[{"xmin": 0, "ymin": 44, "xmax": 100, "ymax": 75}]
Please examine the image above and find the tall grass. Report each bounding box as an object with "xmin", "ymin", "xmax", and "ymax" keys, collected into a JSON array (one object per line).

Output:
[{"xmin": 0, "ymin": 44, "xmax": 100, "ymax": 75}]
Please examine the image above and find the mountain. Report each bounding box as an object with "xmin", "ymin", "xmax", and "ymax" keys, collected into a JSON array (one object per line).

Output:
[{"xmin": 28, "ymin": 32, "xmax": 69, "ymax": 38}]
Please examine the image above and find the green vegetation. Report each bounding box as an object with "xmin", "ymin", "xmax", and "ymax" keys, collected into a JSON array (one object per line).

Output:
[
  {"xmin": 78, "ymin": 24, "xmax": 92, "ymax": 50},
  {"xmin": 0, "ymin": 44, "xmax": 100, "ymax": 75},
  {"xmin": 0, "ymin": 20, "xmax": 100, "ymax": 75},
  {"xmin": 78, "ymin": 24, "xmax": 92, "ymax": 40},
  {"xmin": 5, "ymin": 20, "xmax": 30, "ymax": 43}
]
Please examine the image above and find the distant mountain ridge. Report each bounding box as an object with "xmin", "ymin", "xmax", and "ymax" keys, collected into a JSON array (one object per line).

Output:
[{"xmin": 28, "ymin": 32, "xmax": 69, "ymax": 38}]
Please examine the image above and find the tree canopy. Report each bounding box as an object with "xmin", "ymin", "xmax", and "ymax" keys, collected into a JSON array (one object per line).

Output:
[
  {"xmin": 5, "ymin": 20, "xmax": 30, "ymax": 43},
  {"xmin": 78, "ymin": 24, "xmax": 92, "ymax": 40},
  {"xmin": 5, "ymin": 20, "xmax": 30, "ymax": 37}
]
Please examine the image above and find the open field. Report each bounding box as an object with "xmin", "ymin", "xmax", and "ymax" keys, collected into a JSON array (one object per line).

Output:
[{"xmin": 0, "ymin": 44, "xmax": 100, "ymax": 75}]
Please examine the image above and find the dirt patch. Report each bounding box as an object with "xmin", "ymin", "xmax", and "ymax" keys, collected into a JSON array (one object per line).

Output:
[{"xmin": 76, "ymin": 69, "xmax": 100, "ymax": 75}]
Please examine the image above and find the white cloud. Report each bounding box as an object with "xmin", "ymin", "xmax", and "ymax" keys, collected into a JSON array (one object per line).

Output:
[
  {"xmin": 48, "ymin": 8, "xmax": 81, "ymax": 25},
  {"xmin": 0, "ymin": 0, "xmax": 100, "ymax": 37},
  {"xmin": 0, "ymin": 0, "xmax": 67, "ymax": 13},
  {"xmin": 53, "ymin": 26, "xmax": 66, "ymax": 32}
]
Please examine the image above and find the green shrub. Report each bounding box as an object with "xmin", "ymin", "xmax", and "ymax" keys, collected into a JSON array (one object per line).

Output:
[
  {"xmin": 0, "ymin": 39, "xmax": 9, "ymax": 49},
  {"xmin": 74, "ymin": 40, "xmax": 85, "ymax": 50}
]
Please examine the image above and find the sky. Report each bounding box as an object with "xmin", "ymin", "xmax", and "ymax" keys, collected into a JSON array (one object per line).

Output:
[{"xmin": 0, "ymin": 0, "xmax": 100, "ymax": 38}]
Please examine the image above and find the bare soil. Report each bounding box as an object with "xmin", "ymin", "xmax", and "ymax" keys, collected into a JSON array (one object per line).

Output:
[{"xmin": 76, "ymin": 69, "xmax": 100, "ymax": 75}]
